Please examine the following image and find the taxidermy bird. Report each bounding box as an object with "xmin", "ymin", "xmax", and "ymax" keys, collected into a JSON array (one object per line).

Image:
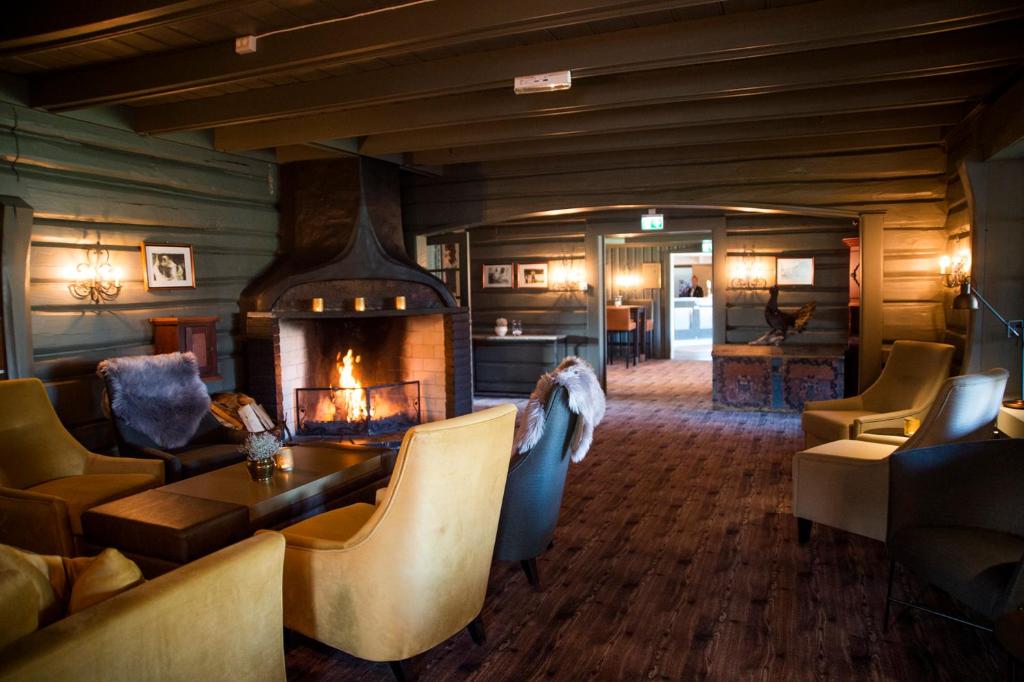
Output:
[{"xmin": 749, "ymin": 285, "xmax": 816, "ymax": 346}]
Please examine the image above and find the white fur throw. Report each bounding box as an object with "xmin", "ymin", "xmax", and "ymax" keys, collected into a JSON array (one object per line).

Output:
[{"xmin": 513, "ymin": 356, "xmax": 606, "ymax": 463}]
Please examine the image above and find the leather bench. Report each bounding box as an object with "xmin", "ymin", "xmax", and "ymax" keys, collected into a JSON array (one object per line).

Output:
[{"xmin": 81, "ymin": 489, "xmax": 249, "ymax": 576}]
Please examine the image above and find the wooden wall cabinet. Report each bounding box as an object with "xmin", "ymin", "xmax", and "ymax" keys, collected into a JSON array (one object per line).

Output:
[{"xmin": 150, "ymin": 316, "xmax": 220, "ymax": 380}]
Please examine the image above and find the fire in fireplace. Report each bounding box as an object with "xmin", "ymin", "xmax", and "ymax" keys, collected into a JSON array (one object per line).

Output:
[{"xmin": 295, "ymin": 348, "xmax": 421, "ymax": 439}]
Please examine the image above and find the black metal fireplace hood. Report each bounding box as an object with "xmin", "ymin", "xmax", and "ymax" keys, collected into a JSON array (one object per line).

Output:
[{"xmin": 241, "ymin": 156, "xmax": 455, "ymax": 317}]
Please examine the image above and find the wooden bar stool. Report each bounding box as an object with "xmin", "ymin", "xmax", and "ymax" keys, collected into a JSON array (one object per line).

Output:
[{"xmin": 606, "ymin": 307, "xmax": 637, "ymax": 367}]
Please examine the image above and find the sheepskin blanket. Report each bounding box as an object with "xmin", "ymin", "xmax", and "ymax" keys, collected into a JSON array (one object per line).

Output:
[
  {"xmin": 97, "ymin": 352, "xmax": 211, "ymax": 449},
  {"xmin": 513, "ymin": 356, "xmax": 606, "ymax": 463}
]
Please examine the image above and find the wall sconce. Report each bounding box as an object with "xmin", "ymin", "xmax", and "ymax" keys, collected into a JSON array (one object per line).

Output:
[
  {"xmin": 939, "ymin": 244, "xmax": 971, "ymax": 288},
  {"xmin": 68, "ymin": 242, "xmax": 122, "ymax": 304},
  {"xmin": 549, "ymin": 257, "xmax": 586, "ymax": 292},
  {"xmin": 729, "ymin": 250, "xmax": 768, "ymax": 289}
]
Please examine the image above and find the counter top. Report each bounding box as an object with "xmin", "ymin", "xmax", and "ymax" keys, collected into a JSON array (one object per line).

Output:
[
  {"xmin": 712, "ymin": 343, "xmax": 846, "ymax": 359},
  {"xmin": 473, "ymin": 334, "xmax": 567, "ymax": 342}
]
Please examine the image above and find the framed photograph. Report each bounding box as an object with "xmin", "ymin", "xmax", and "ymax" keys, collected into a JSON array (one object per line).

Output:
[
  {"xmin": 441, "ymin": 243, "xmax": 459, "ymax": 269},
  {"xmin": 142, "ymin": 243, "xmax": 196, "ymax": 290},
  {"xmin": 482, "ymin": 263, "xmax": 514, "ymax": 289},
  {"xmin": 517, "ymin": 262, "xmax": 549, "ymax": 289},
  {"xmin": 776, "ymin": 257, "xmax": 815, "ymax": 286}
]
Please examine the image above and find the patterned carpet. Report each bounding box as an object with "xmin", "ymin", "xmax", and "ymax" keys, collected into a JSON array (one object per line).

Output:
[{"xmin": 286, "ymin": 359, "xmax": 1004, "ymax": 681}]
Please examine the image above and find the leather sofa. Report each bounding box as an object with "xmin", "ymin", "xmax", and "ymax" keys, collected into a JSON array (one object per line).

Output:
[
  {"xmin": 0, "ymin": 379, "xmax": 164, "ymax": 556},
  {"xmin": 801, "ymin": 340, "xmax": 954, "ymax": 448},
  {"xmin": 0, "ymin": 534, "xmax": 285, "ymax": 682}
]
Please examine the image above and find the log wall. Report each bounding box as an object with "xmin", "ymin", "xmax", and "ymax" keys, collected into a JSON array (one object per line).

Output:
[
  {"xmin": 403, "ymin": 138, "xmax": 951, "ymax": 346},
  {"xmin": 0, "ymin": 101, "xmax": 278, "ymax": 450}
]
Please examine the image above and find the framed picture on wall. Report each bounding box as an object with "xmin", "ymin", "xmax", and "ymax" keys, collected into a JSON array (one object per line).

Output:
[
  {"xmin": 142, "ymin": 243, "xmax": 196, "ymax": 290},
  {"xmin": 482, "ymin": 263, "xmax": 514, "ymax": 288},
  {"xmin": 776, "ymin": 257, "xmax": 815, "ymax": 286},
  {"xmin": 517, "ymin": 262, "xmax": 549, "ymax": 289}
]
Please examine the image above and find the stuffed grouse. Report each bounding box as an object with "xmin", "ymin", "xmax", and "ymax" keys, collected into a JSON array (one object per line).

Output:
[{"xmin": 749, "ymin": 285, "xmax": 816, "ymax": 346}]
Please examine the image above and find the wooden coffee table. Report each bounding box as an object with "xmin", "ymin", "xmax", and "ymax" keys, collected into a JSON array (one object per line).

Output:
[{"xmin": 83, "ymin": 443, "xmax": 393, "ymax": 575}]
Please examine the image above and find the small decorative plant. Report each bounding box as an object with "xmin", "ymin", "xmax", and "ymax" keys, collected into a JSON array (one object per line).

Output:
[{"xmin": 241, "ymin": 432, "xmax": 282, "ymax": 462}]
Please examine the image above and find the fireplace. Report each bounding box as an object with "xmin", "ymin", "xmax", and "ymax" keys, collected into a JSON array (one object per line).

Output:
[
  {"xmin": 296, "ymin": 381, "xmax": 421, "ymax": 439},
  {"xmin": 242, "ymin": 157, "xmax": 472, "ymax": 440}
]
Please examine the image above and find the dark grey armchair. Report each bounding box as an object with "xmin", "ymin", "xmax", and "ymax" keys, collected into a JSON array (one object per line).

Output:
[
  {"xmin": 98, "ymin": 353, "xmax": 246, "ymax": 482},
  {"xmin": 886, "ymin": 439, "xmax": 1024, "ymax": 629},
  {"xmin": 493, "ymin": 385, "xmax": 578, "ymax": 588}
]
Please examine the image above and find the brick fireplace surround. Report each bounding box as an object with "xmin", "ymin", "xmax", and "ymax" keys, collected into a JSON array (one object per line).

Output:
[{"xmin": 242, "ymin": 157, "xmax": 471, "ymax": 436}]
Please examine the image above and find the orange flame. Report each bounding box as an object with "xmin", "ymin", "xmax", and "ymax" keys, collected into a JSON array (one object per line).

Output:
[{"xmin": 334, "ymin": 349, "xmax": 370, "ymax": 422}]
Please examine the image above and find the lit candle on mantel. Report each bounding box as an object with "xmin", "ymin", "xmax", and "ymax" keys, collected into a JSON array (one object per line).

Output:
[
  {"xmin": 354, "ymin": 297, "xmax": 366, "ymax": 312},
  {"xmin": 395, "ymin": 295, "xmax": 406, "ymax": 310},
  {"xmin": 311, "ymin": 297, "xmax": 324, "ymax": 312}
]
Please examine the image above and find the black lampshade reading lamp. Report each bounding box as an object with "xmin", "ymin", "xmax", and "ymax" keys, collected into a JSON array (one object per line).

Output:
[{"xmin": 953, "ymin": 281, "xmax": 1024, "ymax": 409}]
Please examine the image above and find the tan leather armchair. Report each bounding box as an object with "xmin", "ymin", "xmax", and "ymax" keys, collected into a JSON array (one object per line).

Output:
[
  {"xmin": 793, "ymin": 369, "xmax": 1008, "ymax": 543},
  {"xmin": 266, "ymin": 404, "xmax": 516, "ymax": 677},
  {"xmin": 801, "ymin": 340, "xmax": 954, "ymax": 448},
  {"xmin": 0, "ymin": 534, "xmax": 286, "ymax": 682},
  {"xmin": 0, "ymin": 379, "xmax": 163, "ymax": 555}
]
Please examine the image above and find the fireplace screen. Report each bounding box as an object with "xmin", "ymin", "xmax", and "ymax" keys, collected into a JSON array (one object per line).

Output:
[{"xmin": 295, "ymin": 381, "xmax": 421, "ymax": 438}]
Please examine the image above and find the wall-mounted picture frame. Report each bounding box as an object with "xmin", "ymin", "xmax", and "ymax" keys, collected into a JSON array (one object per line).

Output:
[
  {"xmin": 481, "ymin": 263, "xmax": 514, "ymax": 288},
  {"xmin": 776, "ymin": 257, "xmax": 815, "ymax": 286},
  {"xmin": 142, "ymin": 243, "xmax": 196, "ymax": 290},
  {"xmin": 517, "ymin": 262, "xmax": 549, "ymax": 289}
]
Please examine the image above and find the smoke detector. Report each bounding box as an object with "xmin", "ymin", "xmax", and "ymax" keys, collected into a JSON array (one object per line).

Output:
[{"xmin": 513, "ymin": 70, "xmax": 571, "ymax": 95}]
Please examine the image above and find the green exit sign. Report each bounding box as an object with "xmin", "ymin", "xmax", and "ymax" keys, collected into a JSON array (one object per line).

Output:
[{"xmin": 641, "ymin": 213, "xmax": 664, "ymax": 231}]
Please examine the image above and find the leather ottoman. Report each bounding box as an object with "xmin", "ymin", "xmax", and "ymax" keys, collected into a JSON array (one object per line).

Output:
[{"xmin": 82, "ymin": 489, "xmax": 249, "ymax": 575}]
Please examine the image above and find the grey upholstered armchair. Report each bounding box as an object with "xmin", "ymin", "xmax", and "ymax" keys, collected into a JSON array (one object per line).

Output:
[
  {"xmin": 886, "ymin": 439, "xmax": 1024, "ymax": 629},
  {"xmin": 493, "ymin": 385, "xmax": 578, "ymax": 588},
  {"xmin": 98, "ymin": 353, "xmax": 245, "ymax": 482}
]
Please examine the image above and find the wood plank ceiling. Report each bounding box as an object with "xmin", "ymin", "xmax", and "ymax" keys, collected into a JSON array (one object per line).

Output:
[{"xmin": 4, "ymin": 0, "xmax": 1024, "ymax": 231}]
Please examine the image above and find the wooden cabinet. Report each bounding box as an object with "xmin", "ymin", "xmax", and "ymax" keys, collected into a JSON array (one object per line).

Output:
[{"xmin": 150, "ymin": 316, "xmax": 220, "ymax": 380}]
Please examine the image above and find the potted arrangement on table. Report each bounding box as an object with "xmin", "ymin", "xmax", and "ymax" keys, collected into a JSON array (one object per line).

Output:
[{"xmin": 241, "ymin": 431, "xmax": 282, "ymax": 481}]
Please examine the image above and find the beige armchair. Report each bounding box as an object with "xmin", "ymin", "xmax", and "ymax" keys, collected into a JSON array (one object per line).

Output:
[
  {"xmin": 793, "ymin": 368, "xmax": 1008, "ymax": 543},
  {"xmin": 0, "ymin": 534, "xmax": 285, "ymax": 682},
  {"xmin": 0, "ymin": 379, "xmax": 163, "ymax": 555},
  {"xmin": 801, "ymin": 340, "xmax": 954, "ymax": 448},
  {"xmin": 266, "ymin": 404, "xmax": 517, "ymax": 678}
]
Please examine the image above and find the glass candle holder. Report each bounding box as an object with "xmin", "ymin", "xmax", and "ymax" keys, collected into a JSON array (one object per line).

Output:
[
  {"xmin": 511, "ymin": 319, "xmax": 523, "ymax": 336},
  {"xmin": 903, "ymin": 416, "xmax": 921, "ymax": 437},
  {"xmin": 274, "ymin": 446, "xmax": 294, "ymax": 472},
  {"xmin": 354, "ymin": 297, "xmax": 366, "ymax": 312},
  {"xmin": 311, "ymin": 297, "xmax": 324, "ymax": 312},
  {"xmin": 395, "ymin": 295, "xmax": 406, "ymax": 310}
]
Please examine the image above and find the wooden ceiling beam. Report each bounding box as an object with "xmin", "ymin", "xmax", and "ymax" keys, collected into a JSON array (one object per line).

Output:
[
  {"xmin": 209, "ymin": 24, "xmax": 1023, "ymax": 149},
  {"xmin": 30, "ymin": 0, "xmax": 720, "ymax": 110},
  {"xmin": 426, "ymin": 129, "xmax": 945, "ymax": 180},
  {"xmin": 0, "ymin": 1, "xmax": 252, "ymax": 56},
  {"xmin": 133, "ymin": 0, "xmax": 1024, "ymax": 133},
  {"xmin": 407, "ymin": 110, "xmax": 958, "ymax": 166},
  {"xmin": 349, "ymin": 72, "xmax": 998, "ymax": 155}
]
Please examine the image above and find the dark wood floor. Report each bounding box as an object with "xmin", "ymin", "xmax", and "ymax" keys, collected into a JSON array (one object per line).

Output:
[{"xmin": 286, "ymin": 360, "xmax": 1006, "ymax": 681}]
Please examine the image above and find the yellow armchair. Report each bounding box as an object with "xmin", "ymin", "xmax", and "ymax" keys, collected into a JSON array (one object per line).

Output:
[
  {"xmin": 0, "ymin": 534, "xmax": 286, "ymax": 682},
  {"xmin": 0, "ymin": 379, "xmax": 163, "ymax": 555},
  {"xmin": 265, "ymin": 404, "xmax": 517, "ymax": 675},
  {"xmin": 801, "ymin": 340, "xmax": 954, "ymax": 447}
]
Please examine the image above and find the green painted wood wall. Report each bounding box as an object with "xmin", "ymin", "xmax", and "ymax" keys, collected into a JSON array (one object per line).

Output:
[
  {"xmin": 469, "ymin": 224, "xmax": 587, "ymax": 341},
  {"xmin": 0, "ymin": 101, "xmax": 278, "ymax": 450}
]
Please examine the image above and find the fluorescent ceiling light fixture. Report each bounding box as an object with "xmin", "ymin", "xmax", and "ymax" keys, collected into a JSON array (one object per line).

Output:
[{"xmin": 514, "ymin": 70, "xmax": 572, "ymax": 94}]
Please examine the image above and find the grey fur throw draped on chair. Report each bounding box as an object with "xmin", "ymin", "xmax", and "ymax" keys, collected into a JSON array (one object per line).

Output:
[
  {"xmin": 513, "ymin": 356, "xmax": 606, "ymax": 462},
  {"xmin": 97, "ymin": 352, "xmax": 211, "ymax": 449}
]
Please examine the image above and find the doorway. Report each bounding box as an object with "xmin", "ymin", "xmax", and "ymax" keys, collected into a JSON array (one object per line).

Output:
[{"xmin": 669, "ymin": 252, "xmax": 713, "ymax": 361}]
